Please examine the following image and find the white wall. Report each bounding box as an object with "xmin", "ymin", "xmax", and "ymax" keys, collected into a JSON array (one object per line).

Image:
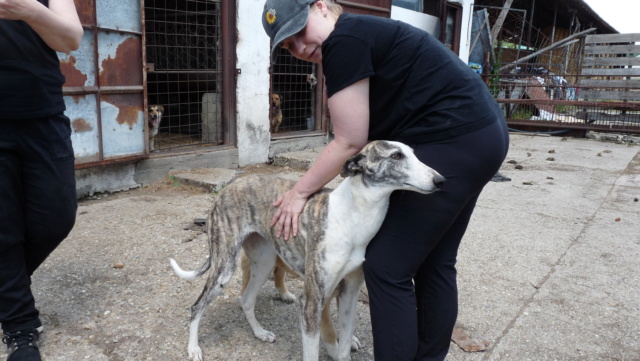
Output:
[
  {"xmin": 391, "ymin": 0, "xmax": 474, "ymax": 63},
  {"xmin": 235, "ymin": 0, "xmax": 272, "ymax": 166},
  {"xmin": 456, "ymin": 0, "xmax": 474, "ymax": 64},
  {"xmin": 391, "ymin": 5, "xmax": 441, "ymax": 36}
]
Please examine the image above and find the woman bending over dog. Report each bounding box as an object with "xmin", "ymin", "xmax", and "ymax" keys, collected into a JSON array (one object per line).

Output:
[{"xmin": 262, "ymin": 0, "xmax": 509, "ymax": 360}]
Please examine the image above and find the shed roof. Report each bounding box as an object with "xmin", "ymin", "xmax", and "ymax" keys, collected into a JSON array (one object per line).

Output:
[{"xmin": 474, "ymin": 0, "xmax": 618, "ymax": 34}]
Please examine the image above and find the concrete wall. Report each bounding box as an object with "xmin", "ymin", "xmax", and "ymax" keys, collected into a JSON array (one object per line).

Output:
[{"xmin": 236, "ymin": 0, "xmax": 272, "ymax": 167}]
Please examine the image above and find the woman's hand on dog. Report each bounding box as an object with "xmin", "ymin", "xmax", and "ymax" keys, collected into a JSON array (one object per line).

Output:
[{"xmin": 271, "ymin": 189, "xmax": 308, "ymax": 240}]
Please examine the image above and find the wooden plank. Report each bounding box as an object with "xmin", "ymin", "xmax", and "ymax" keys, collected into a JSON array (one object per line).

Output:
[
  {"xmin": 523, "ymin": 78, "xmax": 556, "ymax": 114},
  {"xmin": 584, "ymin": 43, "xmax": 640, "ymax": 55},
  {"xmin": 578, "ymin": 79, "xmax": 640, "ymax": 88},
  {"xmin": 581, "ymin": 68, "xmax": 640, "ymax": 77},
  {"xmin": 585, "ymin": 33, "xmax": 640, "ymax": 44},
  {"xmin": 579, "ymin": 89, "xmax": 640, "ymax": 101},
  {"xmin": 500, "ymin": 28, "xmax": 596, "ymax": 72},
  {"xmin": 338, "ymin": 0, "xmax": 391, "ymax": 16},
  {"xmin": 490, "ymin": 0, "xmax": 513, "ymax": 46},
  {"xmin": 582, "ymin": 56, "xmax": 640, "ymax": 67}
]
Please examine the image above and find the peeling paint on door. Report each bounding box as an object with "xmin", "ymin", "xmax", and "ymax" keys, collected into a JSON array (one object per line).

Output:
[{"xmin": 60, "ymin": 0, "xmax": 146, "ymax": 167}]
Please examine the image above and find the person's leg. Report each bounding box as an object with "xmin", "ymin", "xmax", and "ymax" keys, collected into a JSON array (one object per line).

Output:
[
  {"xmin": 413, "ymin": 194, "xmax": 477, "ymax": 360},
  {"xmin": 364, "ymin": 120, "xmax": 509, "ymax": 361},
  {"xmin": 413, "ymin": 119, "xmax": 509, "ymax": 361},
  {"xmin": 1, "ymin": 114, "xmax": 76, "ymax": 335},
  {"xmin": 21, "ymin": 113, "xmax": 77, "ymax": 275},
  {"xmin": 0, "ymin": 122, "xmax": 40, "ymax": 335}
]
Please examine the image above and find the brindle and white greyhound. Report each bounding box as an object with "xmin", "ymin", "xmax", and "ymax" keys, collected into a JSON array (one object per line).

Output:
[{"xmin": 169, "ymin": 140, "xmax": 445, "ymax": 361}]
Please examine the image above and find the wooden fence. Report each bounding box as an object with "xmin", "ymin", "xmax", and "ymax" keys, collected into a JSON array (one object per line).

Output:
[{"xmin": 497, "ymin": 33, "xmax": 640, "ymax": 135}]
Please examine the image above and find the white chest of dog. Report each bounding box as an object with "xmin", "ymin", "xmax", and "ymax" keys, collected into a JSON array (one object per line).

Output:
[{"xmin": 169, "ymin": 140, "xmax": 445, "ymax": 361}]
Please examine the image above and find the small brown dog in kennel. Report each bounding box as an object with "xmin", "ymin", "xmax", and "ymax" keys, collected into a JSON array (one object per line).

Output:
[
  {"xmin": 269, "ymin": 93, "xmax": 283, "ymax": 134},
  {"xmin": 148, "ymin": 104, "xmax": 164, "ymax": 151}
]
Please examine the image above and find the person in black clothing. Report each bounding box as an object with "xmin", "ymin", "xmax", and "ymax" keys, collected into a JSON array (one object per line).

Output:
[
  {"xmin": 262, "ymin": 0, "xmax": 509, "ymax": 360},
  {"xmin": 0, "ymin": 0, "xmax": 83, "ymax": 360}
]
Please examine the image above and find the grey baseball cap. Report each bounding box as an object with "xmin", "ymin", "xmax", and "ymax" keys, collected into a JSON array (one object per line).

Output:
[{"xmin": 262, "ymin": 0, "xmax": 315, "ymax": 63}]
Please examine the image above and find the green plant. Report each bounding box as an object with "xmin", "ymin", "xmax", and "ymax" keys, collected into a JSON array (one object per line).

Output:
[
  {"xmin": 511, "ymin": 108, "xmax": 534, "ymax": 119},
  {"xmin": 488, "ymin": 42, "xmax": 503, "ymax": 97},
  {"xmin": 168, "ymin": 175, "xmax": 181, "ymax": 187}
]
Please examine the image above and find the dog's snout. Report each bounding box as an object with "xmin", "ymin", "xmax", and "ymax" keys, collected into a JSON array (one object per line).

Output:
[{"xmin": 434, "ymin": 174, "xmax": 446, "ymax": 188}]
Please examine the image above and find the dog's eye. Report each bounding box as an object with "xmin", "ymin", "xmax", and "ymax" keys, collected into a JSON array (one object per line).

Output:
[{"xmin": 390, "ymin": 152, "xmax": 404, "ymax": 160}]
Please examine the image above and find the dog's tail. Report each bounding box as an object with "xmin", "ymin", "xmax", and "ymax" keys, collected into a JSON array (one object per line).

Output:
[{"xmin": 169, "ymin": 256, "xmax": 211, "ymax": 280}]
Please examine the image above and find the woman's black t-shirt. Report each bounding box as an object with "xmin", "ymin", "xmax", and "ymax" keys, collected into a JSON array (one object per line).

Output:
[
  {"xmin": 0, "ymin": 0, "xmax": 66, "ymax": 119},
  {"xmin": 322, "ymin": 13, "xmax": 503, "ymax": 143}
]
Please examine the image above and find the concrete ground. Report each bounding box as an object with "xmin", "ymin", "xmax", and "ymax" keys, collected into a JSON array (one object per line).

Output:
[{"xmin": 7, "ymin": 133, "xmax": 638, "ymax": 361}]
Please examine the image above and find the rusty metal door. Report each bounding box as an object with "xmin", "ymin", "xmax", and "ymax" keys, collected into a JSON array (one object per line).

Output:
[{"xmin": 60, "ymin": 0, "xmax": 145, "ymax": 167}]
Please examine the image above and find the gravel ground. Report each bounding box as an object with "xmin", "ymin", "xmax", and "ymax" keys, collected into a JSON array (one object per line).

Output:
[
  {"xmin": 9, "ymin": 134, "xmax": 637, "ymax": 361},
  {"xmin": 6, "ymin": 169, "xmax": 376, "ymax": 361}
]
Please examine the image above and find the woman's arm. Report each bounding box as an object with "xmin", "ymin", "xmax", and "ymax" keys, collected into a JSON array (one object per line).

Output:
[
  {"xmin": 271, "ymin": 78, "xmax": 370, "ymax": 240},
  {"xmin": 0, "ymin": 0, "xmax": 83, "ymax": 52}
]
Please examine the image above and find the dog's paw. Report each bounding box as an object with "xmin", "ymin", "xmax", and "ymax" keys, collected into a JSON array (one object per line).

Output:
[
  {"xmin": 279, "ymin": 291, "xmax": 297, "ymax": 303},
  {"xmin": 188, "ymin": 345, "xmax": 203, "ymax": 361},
  {"xmin": 254, "ymin": 329, "xmax": 276, "ymax": 343},
  {"xmin": 324, "ymin": 342, "xmax": 339, "ymax": 360},
  {"xmin": 351, "ymin": 335, "xmax": 362, "ymax": 351}
]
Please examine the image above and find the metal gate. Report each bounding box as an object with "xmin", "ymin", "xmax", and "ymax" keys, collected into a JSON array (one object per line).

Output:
[
  {"xmin": 61, "ymin": 0, "xmax": 145, "ymax": 167},
  {"xmin": 144, "ymin": 0, "xmax": 234, "ymax": 151}
]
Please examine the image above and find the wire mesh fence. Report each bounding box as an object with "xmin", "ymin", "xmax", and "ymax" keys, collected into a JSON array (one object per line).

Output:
[
  {"xmin": 270, "ymin": 47, "xmax": 319, "ymax": 135},
  {"xmin": 145, "ymin": 0, "xmax": 223, "ymax": 151}
]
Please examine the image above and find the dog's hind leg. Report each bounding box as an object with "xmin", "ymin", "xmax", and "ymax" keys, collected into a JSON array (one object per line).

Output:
[
  {"xmin": 186, "ymin": 241, "xmax": 240, "ymax": 360},
  {"xmin": 241, "ymin": 252, "xmax": 296, "ymax": 303},
  {"xmin": 240, "ymin": 234, "xmax": 278, "ymax": 342},
  {"xmin": 187, "ymin": 268, "xmax": 234, "ymax": 361},
  {"xmin": 273, "ymin": 258, "xmax": 297, "ymax": 302}
]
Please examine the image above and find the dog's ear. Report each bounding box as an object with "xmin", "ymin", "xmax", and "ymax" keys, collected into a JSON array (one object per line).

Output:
[
  {"xmin": 340, "ymin": 153, "xmax": 366, "ymax": 178},
  {"xmin": 158, "ymin": 105, "xmax": 164, "ymax": 112}
]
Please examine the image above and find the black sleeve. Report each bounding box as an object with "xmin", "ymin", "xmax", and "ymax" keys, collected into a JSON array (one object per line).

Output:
[{"xmin": 322, "ymin": 35, "xmax": 375, "ymax": 98}]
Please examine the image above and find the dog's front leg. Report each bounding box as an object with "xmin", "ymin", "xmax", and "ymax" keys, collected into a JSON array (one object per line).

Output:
[
  {"xmin": 300, "ymin": 291, "xmax": 323, "ymax": 361},
  {"xmin": 336, "ymin": 268, "xmax": 365, "ymax": 361}
]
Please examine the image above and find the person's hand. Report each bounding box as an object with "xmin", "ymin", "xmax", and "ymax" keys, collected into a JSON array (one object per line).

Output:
[
  {"xmin": 270, "ymin": 189, "xmax": 308, "ymax": 240},
  {"xmin": 0, "ymin": 0, "xmax": 36, "ymax": 21}
]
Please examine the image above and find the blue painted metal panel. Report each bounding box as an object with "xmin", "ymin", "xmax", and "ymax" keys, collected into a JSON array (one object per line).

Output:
[
  {"xmin": 58, "ymin": 30, "xmax": 96, "ymax": 87},
  {"xmin": 66, "ymin": 95, "xmax": 100, "ymax": 163},
  {"xmin": 101, "ymin": 94, "xmax": 145, "ymax": 158},
  {"xmin": 97, "ymin": 31, "xmax": 143, "ymax": 86},
  {"xmin": 96, "ymin": 0, "xmax": 141, "ymax": 33},
  {"xmin": 60, "ymin": 0, "xmax": 146, "ymax": 166}
]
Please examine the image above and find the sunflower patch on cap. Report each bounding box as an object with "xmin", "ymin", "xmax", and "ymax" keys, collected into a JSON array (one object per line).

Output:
[{"xmin": 266, "ymin": 9, "xmax": 277, "ymax": 25}]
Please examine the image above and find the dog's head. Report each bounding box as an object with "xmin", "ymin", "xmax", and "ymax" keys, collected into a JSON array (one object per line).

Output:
[
  {"xmin": 148, "ymin": 105, "xmax": 164, "ymax": 123},
  {"xmin": 271, "ymin": 94, "xmax": 282, "ymax": 109},
  {"xmin": 340, "ymin": 140, "xmax": 445, "ymax": 194}
]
